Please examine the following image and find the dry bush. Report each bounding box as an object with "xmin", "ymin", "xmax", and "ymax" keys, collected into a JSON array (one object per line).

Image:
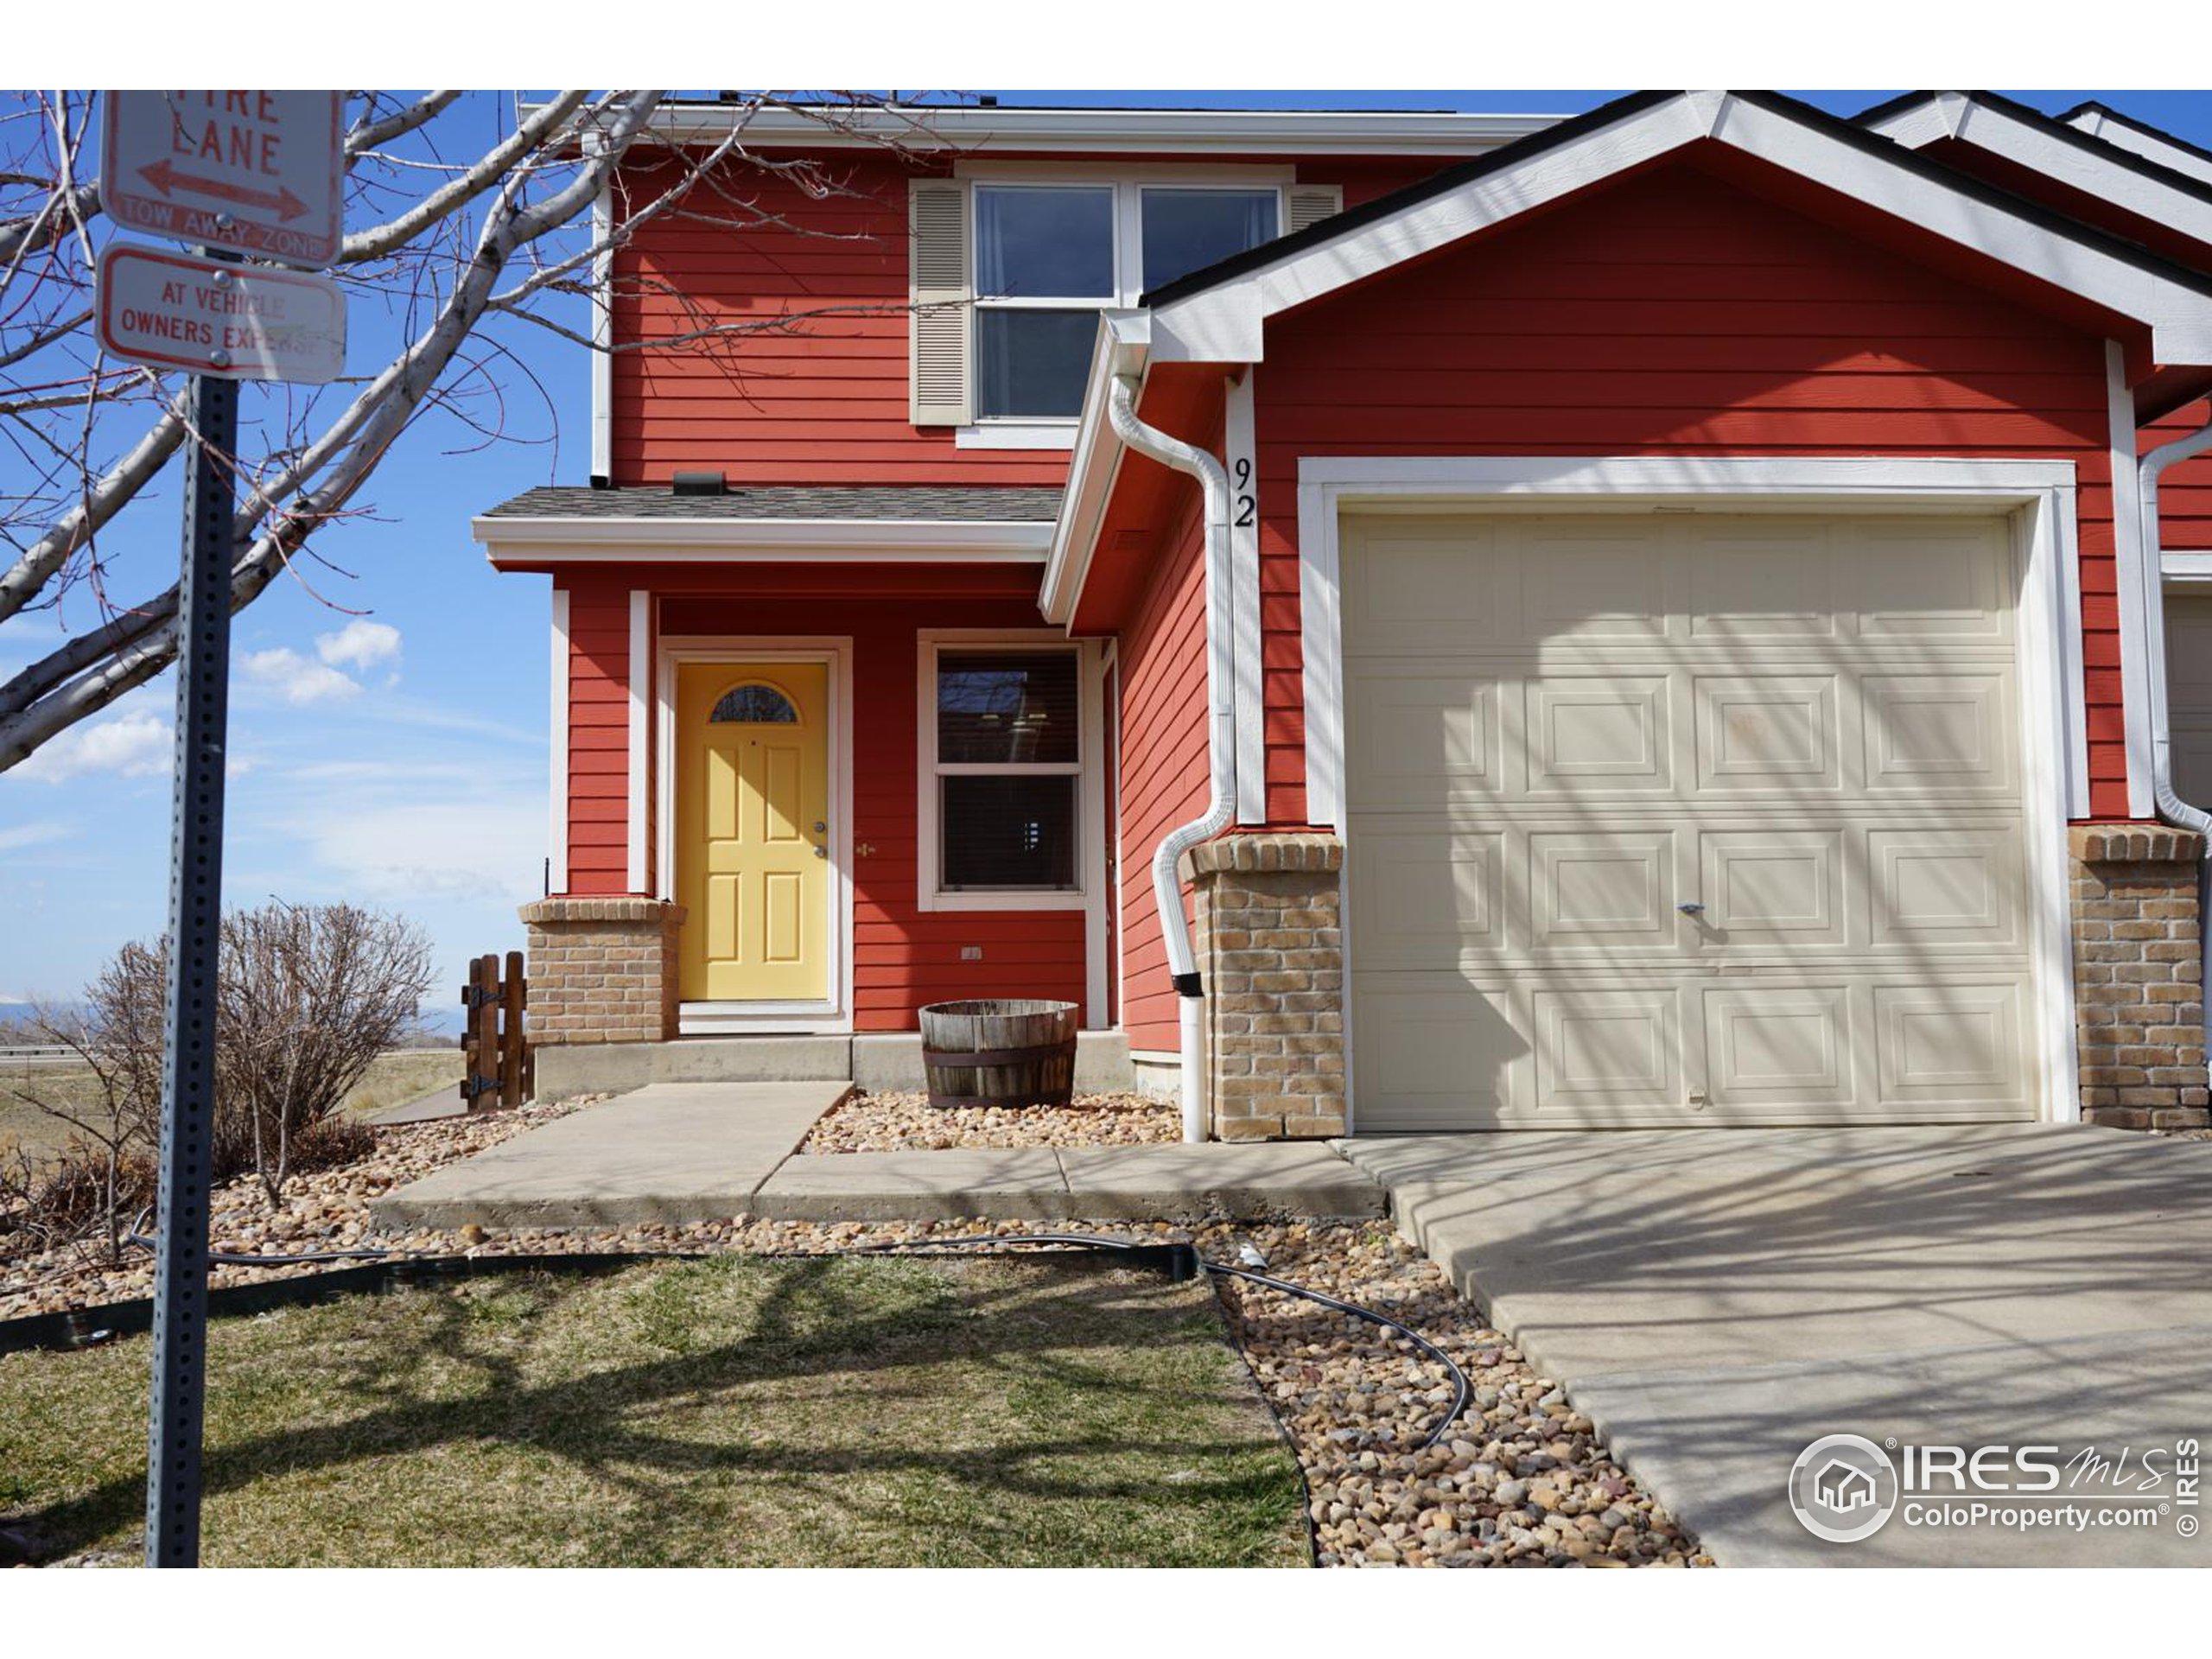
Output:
[{"xmin": 7, "ymin": 902, "xmax": 435, "ymax": 1252}]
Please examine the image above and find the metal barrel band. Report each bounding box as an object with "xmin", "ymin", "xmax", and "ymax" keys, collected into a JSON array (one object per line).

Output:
[{"xmin": 921, "ymin": 1042, "xmax": 1075, "ymax": 1069}]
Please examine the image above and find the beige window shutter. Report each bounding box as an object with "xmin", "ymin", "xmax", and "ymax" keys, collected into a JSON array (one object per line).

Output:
[
  {"xmin": 909, "ymin": 179, "xmax": 973, "ymax": 427},
  {"xmin": 1285, "ymin": 182, "xmax": 1344, "ymax": 235}
]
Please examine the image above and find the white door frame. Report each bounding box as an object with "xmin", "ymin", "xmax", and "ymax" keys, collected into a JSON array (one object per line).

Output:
[
  {"xmin": 657, "ymin": 636, "xmax": 856, "ymax": 1034},
  {"xmin": 1295, "ymin": 454, "xmax": 2086, "ymax": 1129}
]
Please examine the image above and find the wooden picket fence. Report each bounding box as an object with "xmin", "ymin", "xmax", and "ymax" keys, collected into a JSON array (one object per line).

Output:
[{"xmin": 460, "ymin": 950, "xmax": 532, "ymax": 1111}]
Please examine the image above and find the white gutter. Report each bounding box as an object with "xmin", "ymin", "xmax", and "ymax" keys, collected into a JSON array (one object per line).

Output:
[{"xmin": 1106, "ymin": 374, "xmax": 1235, "ymax": 1143}]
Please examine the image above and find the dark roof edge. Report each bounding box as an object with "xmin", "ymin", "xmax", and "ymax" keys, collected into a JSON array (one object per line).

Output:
[
  {"xmin": 1856, "ymin": 90, "xmax": 2212, "ymax": 221},
  {"xmin": 2057, "ymin": 99, "xmax": 2212, "ymax": 175},
  {"xmin": 1139, "ymin": 90, "xmax": 1679, "ymax": 307},
  {"xmin": 1146, "ymin": 87, "xmax": 2212, "ymax": 319}
]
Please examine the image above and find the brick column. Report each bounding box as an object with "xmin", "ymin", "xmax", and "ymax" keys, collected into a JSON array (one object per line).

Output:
[
  {"xmin": 518, "ymin": 897, "xmax": 686, "ymax": 1046},
  {"xmin": 2069, "ymin": 825, "xmax": 2208, "ymax": 1130},
  {"xmin": 1185, "ymin": 832, "xmax": 1345, "ymax": 1141}
]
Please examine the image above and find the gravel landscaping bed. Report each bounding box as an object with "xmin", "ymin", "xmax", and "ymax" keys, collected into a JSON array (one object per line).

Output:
[
  {"xmin": 3, "ymin": 1091, "xmax": 1707, "ymax": 1567},
  {"xmin": 802, "ymin": 1088, "xmax": 1178, "ymax": 1153},
  {"xmin": 0, "ymin": 1096, "xmax": 594, "ymax": 1319}
]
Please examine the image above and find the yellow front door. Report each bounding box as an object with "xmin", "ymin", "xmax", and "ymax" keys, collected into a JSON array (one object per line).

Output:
[{"xmin": 676, "ymin": 661, "xmax": 830, "ymax": 1003}]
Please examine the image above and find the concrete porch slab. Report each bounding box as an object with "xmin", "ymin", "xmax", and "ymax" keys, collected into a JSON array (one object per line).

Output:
[
  {"xmin": 370, "ymin": 1081, "xmax": 845, "ymax": 1230},
  {"xmin": 1339, "ymin": 1126, "xmax": 2212, "ymax": 1568}
]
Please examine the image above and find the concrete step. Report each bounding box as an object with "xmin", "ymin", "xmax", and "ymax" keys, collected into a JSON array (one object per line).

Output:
[{"xmin": 534, "ymin": 1029, "xmax": 1133, "ymax": 1101}]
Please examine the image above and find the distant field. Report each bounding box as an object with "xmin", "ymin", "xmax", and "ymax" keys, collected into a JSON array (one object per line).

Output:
[{"xmin": 0, "ymin": 1048, "xmax": 462, "ymax": 1166}]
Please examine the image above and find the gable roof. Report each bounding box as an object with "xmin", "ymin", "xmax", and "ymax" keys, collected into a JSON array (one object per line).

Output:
[
  {"xmin": 1139, "ymin": 88, "xmax": 2212, "ymax": 367},
  {"xmin": 1861, "ymin": 91, "xmax": 2212, "ymax": 257}
]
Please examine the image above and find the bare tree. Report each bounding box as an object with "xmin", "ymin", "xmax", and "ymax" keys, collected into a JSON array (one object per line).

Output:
[
  {"xmin": 0, "ymin": 90, "xmax": 941, "ymax": 768},
  {"xmin": 0, "ymin": 992, "xmax": 158, "ymax": 1268},
  {"xmin": 216, "ymin": 901, "xmax": 435, "ymax": 1205}
]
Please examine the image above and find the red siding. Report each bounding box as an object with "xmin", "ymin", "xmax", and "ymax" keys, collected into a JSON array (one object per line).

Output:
[
  {"xmin": 650, "ymin": 582, "xmax": 1086, "ymax": 1030},
  {"xmin": 612, "ymin": 150, "xmax": 1453, "ymax": 488},
  {"xmin": 1251, "ymin": 158, "xmax": 2130, "ymax": 823},
  {"xmin": 561, "ymin": 577, "xmax": 634, "ymax": 894},
  {"xmin": 1115, "ymin": 484, "xmax": 1211, "ymax": 1054}
]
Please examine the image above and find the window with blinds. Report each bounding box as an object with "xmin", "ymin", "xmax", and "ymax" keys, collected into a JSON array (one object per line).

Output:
[{"xmin": 929, "ymin": 647, "xmax": 1082, "ymax": 893}]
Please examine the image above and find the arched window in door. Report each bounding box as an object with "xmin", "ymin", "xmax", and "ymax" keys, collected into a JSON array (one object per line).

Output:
[{"xmin": 709, "ymin": 682, "xmax": 800, "ymax": 725}]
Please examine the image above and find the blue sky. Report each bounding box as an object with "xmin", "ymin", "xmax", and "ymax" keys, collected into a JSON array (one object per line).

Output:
[{"xmin": 3, "ymin": 87, "xmax": 2209, "ymax": 1014}]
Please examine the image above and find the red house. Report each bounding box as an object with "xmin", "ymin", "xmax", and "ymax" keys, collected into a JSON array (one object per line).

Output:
[{"xmin": 477, "ymin": 90, "xmax": 2212, "ymax": 1141}]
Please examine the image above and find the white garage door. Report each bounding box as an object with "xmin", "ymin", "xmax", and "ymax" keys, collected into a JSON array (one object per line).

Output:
[{"xmin": 1343, "ymin": 511, "xmax": 2041, "ymax": 1130}]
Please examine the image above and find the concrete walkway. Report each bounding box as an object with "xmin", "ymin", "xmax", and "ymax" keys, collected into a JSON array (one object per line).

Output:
[
  {"xmin": 371, "ymin": 1084, "xmax": 1383, "ymax": 1229},
  {"xmin": 1342, "ymin": 1126, "xmax": 2212, "ymax": 1567},
  {"xmin": 371, "ymin": 1082, "xmax": 844, "ymax": 1228}
]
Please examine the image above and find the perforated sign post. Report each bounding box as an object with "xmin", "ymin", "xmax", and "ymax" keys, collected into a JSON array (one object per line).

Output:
[{"xmin": 95, "ymin": 90, "xmax": 346, "ymax": 1572}]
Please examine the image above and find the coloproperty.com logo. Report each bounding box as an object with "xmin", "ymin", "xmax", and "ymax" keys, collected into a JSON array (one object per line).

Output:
[{"xmin": 1788, "ymin": 1433, "xmax": 2202, "ymax": 1544}]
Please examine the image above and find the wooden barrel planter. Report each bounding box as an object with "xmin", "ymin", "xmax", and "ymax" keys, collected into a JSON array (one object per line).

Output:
[{"xmin": 918, "ymin": 999, "xmax": 1079, "ymax": 1109}]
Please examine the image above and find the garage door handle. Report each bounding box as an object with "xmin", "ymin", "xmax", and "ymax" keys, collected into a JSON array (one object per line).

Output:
[{"xmin": 1677, "ymin": 901, "xmax": 1707, "ymax": 916}]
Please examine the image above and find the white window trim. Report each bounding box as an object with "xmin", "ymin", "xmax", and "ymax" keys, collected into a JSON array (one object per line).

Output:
[
  {"xmin": 1294, "ymin": 453, "xmax": 2086, "ymax": 1133},
  {"xmin": 958, "ymin": 169, "xmax": 1289, "ymax": 446},
  {"xmin": 547, "ymin": 586, "xmax": 570, "ymax": 893},
  {"xmin": 626, "ymin": 589, "xmax": 651, "ymax": 894},
  {"xmin": 656, "ymin": 636, "xmax": 856, "ymax": 1035},
  {"xmin": 917, "ymin": 629, "xmax": 1105, "ymax": 920}
]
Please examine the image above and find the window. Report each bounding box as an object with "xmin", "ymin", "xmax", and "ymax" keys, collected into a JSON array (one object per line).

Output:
[
  {"xmin": 924, "ymin": 643, "xmax": 1085, "ymax": 900},
  {"xmin": 970, "ymin": 180, "xmax": 1283, "ymax": 423},
  {"xmin": 709, "ymin": 682, "xmax": 798, "ymax": 724}
]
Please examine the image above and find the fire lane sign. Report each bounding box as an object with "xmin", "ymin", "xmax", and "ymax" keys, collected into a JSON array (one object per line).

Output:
[
  {"xmin": 96, "ymin": 244, "xmax": 346, "ymax": 384},
  {"xmin": 102, "ymin": 91, "xmax": 345, "ymax": 269}
]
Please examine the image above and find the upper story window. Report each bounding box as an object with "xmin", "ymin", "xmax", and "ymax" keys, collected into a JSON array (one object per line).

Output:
[
  {"xmin": 907, "ymin": 173, "xmax": 1337, "ymax": 437},
  {"xmin": 970, "ymin": 181, "xmax": 1281, "ymax": 423}
]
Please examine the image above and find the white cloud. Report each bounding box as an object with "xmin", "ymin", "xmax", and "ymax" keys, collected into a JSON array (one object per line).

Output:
[
  {"xmin": 239, "ymin": 646, "xmax": 361, "ymax": 706},
  {"xmin": 0, "ymin": 818, "xmax": 73, "ymax": 854},
  {"xmin": 316, "ymin": 620, "xmax": 402, "ymax": 674},
  {"xmin": 12, "ymin": 710, "xmax": 171, "ymax": 783},
  {"xmin": 287, "ymin": 796, "xmax": 544, "ymax": 904}
]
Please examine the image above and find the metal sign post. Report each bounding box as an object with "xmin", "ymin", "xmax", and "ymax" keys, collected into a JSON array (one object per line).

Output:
[
  {"xmin": 94, "ymin": 89, "xmax": 346, "ymax": 1570},
  {"xmin": 143, "ymin": 345, "xmax": 237, "ymax": 1569}
]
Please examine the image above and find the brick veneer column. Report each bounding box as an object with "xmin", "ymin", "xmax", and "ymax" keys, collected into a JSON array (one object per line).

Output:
[
  {"xmin": 518, "ymin": 897, "xmax": 686, "ymax": 1046},
  {"xmin": 2069, "ymin": 825, "xmax": 2209, "ymax": 1130},
  {"xmin": 1184, "ymin": 832, "xmax": 1345, "ymax": 1141}
]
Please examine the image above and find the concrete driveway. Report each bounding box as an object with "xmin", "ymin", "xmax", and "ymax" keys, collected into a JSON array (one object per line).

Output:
[{"xmin": 1340, "ymin": 1126, "xmax": 2212, "ymax": 1567}]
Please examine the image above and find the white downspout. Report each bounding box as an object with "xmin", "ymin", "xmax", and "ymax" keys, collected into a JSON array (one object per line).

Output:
[
  {"xmin": 1107, "ymin": 374, "xmax": 1235, "ymax": 1144},
  {"xmin": 2133, "ymin": 401, "xmax": 2212, "ymax": 1065},
  {"xmin": 2137, "ymin": 413, "xmax": 2212, "ymax": 835}
]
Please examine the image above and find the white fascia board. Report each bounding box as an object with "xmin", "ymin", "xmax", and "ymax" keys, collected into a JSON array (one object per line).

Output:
[
  {"xmin": 1041, "ymin": 311, "xmax": 1154, "ymax": 626},
  {"xmin": 1149, "ymin": 91, "xmax": 2212, "ymax": 369},
  {"xmin": 2065, "ymin": 107, "xmax": 2212, "ymax": 190},
  {"xmin": 475, "ymin": 516, "xmax": 1053, "ymax": 566},
  {"xmin": 1869, "ymin": 95, "xmax": 2212, "ymax": 261},
  {"xmin": 635, "ymin": 105, "xmax": 1565, "ymax": 157}
]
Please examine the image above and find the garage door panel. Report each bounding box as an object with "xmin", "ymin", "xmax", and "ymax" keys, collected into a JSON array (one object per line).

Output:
[
  {"xmin": 1847, "ymin": 523, "xmax": 2015, "ymax": 643},
  {"xmin": 1863, "ymin": 671, "xmax": 2017, "ymax": 794},
  {"xmin": 1685, "ymin": 521, "xmax": 1839, "ymax": 640},
  {"xmin": 1694, "ymin": 674, "xmax": 1843, "ymax": 794},
  {"xmin": 1530, "ymin": 831, "xmax": 1677, "ymax": 951},
  {"xmin": 1875, "ymin": 982, "xmax": 2029, "ymax": 1106},
  {"xmin": 1526, "ymin": 676, "xmax": 1672, "ymax": 792},
  {"xmin": 1698, "ymin": 830, "xmax": 1847, "ymax": 947},
  {"xmin": 1352, "ymin": 980, "xmax": 1527, "ymax": 1116},
  {"xmin": 1344, "ymin": 524, "xmax": 1516, "ymax": 652},
  {"xmin": 1344, "ymin": 664, "xmax": 1502, "ymax": 809},
  {"xmin": 1341, "ymin": 510, "xmax": 2037, "ymax": 1132},
  {"xmin": 1532, "ymin": 988, "xmax": 1684, "ymax": 1111},
  {"xmin": 1868, "ymin": 828, "xmax": 2025, "ymax": 949},
  {"xmin": 1351, "ymin": 825, "xmax": 1503, "ymax": 969},
  {"xmin": 1520, "ymin": 522, "xmax": 1671, "ymax": 644},
  {"xmin": 1702, "ymin": 984, "xmax": 1853, "ymax": 1108}
]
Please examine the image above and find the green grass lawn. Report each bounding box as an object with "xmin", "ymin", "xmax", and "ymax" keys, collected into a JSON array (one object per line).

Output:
[
  {"xmin": 0, "ymin": 1254, "xmax": 1307, "ymax": 1567},
  {"xmin": 0, "ymin": 1048, "xmax": 462, "ymax": 1164}
]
